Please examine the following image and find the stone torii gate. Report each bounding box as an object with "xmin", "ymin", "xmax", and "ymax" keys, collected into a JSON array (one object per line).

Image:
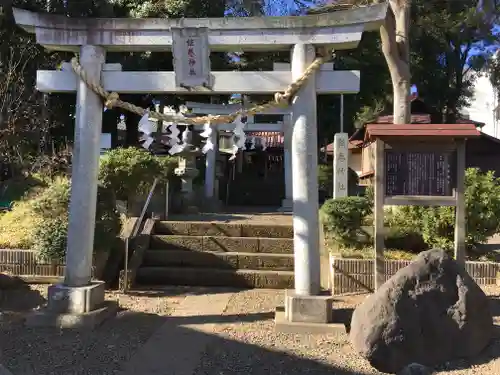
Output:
[{"xmin": 13, "ymin": 4, "xmax": 387, "ymax": 329}]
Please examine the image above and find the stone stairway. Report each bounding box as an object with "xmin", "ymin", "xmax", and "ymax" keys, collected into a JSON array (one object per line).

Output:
[{"xmin": 135, "ymin": 219, "xmax": 295, "ymax": 288}]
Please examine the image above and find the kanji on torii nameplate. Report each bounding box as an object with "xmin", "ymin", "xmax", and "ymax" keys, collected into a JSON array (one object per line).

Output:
[{"xmin": 172, "ymin": 28, "xmax": 211, "ymax": 89}]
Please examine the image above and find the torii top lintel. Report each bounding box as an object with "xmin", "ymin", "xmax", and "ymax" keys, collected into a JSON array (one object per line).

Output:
[{"xmin": 12, "ymin": 3, "xmax": 388, "ymax": 52}]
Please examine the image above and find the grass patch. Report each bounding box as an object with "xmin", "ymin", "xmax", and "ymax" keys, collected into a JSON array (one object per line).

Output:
[
  {"xmin": 323, "ymin": 234, "xmax": 417, "ymax": 261},
  {"xmin": 336, "ymin": 246, "xmax": 415, "ymax": 260}
]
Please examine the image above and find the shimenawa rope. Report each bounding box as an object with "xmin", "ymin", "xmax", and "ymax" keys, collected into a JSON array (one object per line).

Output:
[{"xmin": 70, "ymin": 47, "xmax": 334, "ymax": 125}]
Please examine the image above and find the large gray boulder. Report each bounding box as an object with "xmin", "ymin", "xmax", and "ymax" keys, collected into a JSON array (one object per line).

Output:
[
  {"xmin": 350, "ymin": 249, "xmax": 493, "ymax": 374},
  {"xmin": 0, "ymin": 273, "xmax": 24, "ymax": 289}
]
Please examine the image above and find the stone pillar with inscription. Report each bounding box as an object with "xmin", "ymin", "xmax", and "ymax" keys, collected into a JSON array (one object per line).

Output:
[{"xmin": 333, "ymin": 132, "xmax": 349, "ymax": 198}]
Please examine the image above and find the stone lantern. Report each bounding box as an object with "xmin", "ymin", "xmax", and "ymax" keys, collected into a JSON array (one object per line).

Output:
[{"xmin": 174, "ymin": 127, "xmax": 201, "ymax": 213}]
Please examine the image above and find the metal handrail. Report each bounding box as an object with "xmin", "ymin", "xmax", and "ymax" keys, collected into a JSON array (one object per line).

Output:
[{"xmin": 123, "ymin": 177, "xmax": 159, "ymax": 293}]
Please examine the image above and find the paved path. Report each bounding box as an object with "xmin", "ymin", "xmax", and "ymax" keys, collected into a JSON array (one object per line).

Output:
[{"xmin": 118, "ymin": 292, "xmax": 234, "ymax": 375}]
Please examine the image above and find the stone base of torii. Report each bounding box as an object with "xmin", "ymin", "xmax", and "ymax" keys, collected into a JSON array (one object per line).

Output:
[{"xmin": 12, "ymin": 4, "xmax": 387, "ymax": 332}]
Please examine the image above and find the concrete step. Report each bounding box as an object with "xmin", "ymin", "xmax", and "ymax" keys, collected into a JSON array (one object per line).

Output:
[
  {"xmin": 135, "ymin": 267, "xmax": 294, "ymax": 289},
  {"xmin": 150, "ymin": 235, "xmax": 294, "ymax": 254},
  {"xmin": 142, "ymin": 250, "xmax": 294, "ymax": 271},
  {"xmin": 155, "ymin": 221, "xmax": 293, "ymax": 238}
]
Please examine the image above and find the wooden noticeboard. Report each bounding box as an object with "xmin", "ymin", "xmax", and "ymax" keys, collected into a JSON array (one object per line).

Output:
[
  {"xmin": 365, "ymin": 123, "xmax": 480, "ymax": 292},
  {"xmin": 384, "ymin": 150, "xmax": 456, "ymax": 197}
]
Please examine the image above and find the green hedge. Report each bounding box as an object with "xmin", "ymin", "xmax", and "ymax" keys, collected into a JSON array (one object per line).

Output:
[
  {"xmin": 30, "ymin": 177, "xmax": 122, "ymax": 262},
  {"xmin": 320, "ymin": 195, "xmax": 372, "ymax": 248},
  {"xmin": 99, "ymin": 147, "xmax": 177, "ymax": 201},
  {"xmin": 388, "ymin": 168, "xmax": 500, "ymax": 250},
  {"xmin": 321, "ymin": 168, "xmax": 500, "ymax": 254},
  {"xmin": 1, "ymin": 147, "xmax": 177, "ymax": 261}
]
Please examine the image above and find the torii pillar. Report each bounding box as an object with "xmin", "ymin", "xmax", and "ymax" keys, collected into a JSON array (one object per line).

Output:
[
  {"xmin": 278, "ymin": 44, "xmax": 335, "ymax": 331},
  {"xmin": 26, "ymin": 45, "xmax": 118, "ymax": 328}
]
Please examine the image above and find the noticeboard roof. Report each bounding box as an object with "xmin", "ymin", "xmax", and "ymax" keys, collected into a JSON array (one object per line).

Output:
[{"xmin": 365, "ymin": 124, "xmax": 481, "ymax": 142}]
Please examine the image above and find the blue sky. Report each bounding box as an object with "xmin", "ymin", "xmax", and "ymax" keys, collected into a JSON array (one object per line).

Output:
[{"xmin": 232, "ymin": 0, "xmax": 499, "ymax": 98}]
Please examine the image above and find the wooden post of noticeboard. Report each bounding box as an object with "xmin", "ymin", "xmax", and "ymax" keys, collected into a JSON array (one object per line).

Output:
[
  {"xmin": 454, "ymin": 139, "xmax": 466, "ymax": 266},
  {"xmin": 374, "ymin": 138, "xmax": 385, "ymax": 291}
]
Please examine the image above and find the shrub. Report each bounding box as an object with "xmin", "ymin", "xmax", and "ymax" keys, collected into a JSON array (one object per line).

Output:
[
  {"xmin": 388, "ymin": 168, "xmax": 500, "ymax": 250},
  {"xmin": 1, "ymin": 147, "xmax": 181, "ymax": 258},
  {"xmin": 386, "ymin": 205, "xmax": 426, "ymax": 232},
  {"xmin": 94, "ymin": 186, "xmax": 122, "ymax": 252},
  {"xmin": 318, "ymin": 163, "xmax": 361, "ymax": 197},
  {"xmin": 33, "ymin": 215, "xmax": 68, "ymax": 262},
  {"xmin": 364, "ymin": 185, "xmax": 374, "ymax": 205},
  {"xmin": 0, "ymin": 178, "xmax": 70, "ymax": 250},
  {"xmin": 0, "ymin": 176, "xmax": 121, "ymax": 260},
  {"xmin": 30, "ymin": 176, "xmax": 70, "ymax": 218},
  {"xmin": 155, "ymin": 155, "xmax": 178, "ymax": 182},
  {"xmin": 463, "ymin": 168, "xmax": 500, "ymax": 244},
  {"xmin": 384, "ymin": 226, "xmax": 427, "ymax": 252},
  {"xmin": 320, "ymin": 196, "xmax": 372, "ymax": 248},
  {"xmin": 0, "ymin": 200, "xmax": 42, "ymax": 249},
  {"xmin": 98, "ymin": 147, "xmax": 177, "ymax": 201},
  {"xmin": 318, "ymin": 164, "xmax": 333, "ymax": 194},
  {"xmin": 0, "ymin": 174, "xmax": 47, "ymax": 202},
  {"xmin": 31, "ymin": 183, "xmax": 121, "ymax": 260}
]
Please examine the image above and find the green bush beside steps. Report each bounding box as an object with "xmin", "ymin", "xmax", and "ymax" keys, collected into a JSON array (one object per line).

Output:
[{"xmin": 321, "ymin": 168, "xmax": 500, "ymax": 260}]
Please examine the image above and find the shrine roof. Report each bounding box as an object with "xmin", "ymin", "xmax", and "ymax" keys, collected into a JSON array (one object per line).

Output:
[
  {"xmin": 12, "ymin": 3, "xmax": 388, "ymax": 52},
  {"xmin": 365, "ymin": 124, "xmax": 481, "ymax": 141},
  {"xmin": 323, "ymin": 139, "xmax": 363, "ymax": 154},
  {"xmin": 247, "ymin": 132, "xmax": 284, "ymax": 148}
]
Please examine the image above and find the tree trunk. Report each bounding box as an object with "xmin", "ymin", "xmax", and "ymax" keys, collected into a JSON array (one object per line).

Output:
[
  {"xmin": 392, "ymin": 78, "xmax": 411, "ymax": 124},
  {"xmin": 380, "ymin": 0, "xmax": 411, "ymax": 124}
]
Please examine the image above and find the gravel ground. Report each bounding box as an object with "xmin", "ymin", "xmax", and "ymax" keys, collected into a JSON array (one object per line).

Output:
[
  {"xmin": 2, "ymin": 284, "xmax": 500, "ymax": 375},
  {"xmin": 0, "ymin": 285, "xmax": 187, "ymax": 375},
  {"xmin": 193, "ymin": 290, "xmax": 380, "ymax": 375},
  {"xmin": 193, "ymin": 287, "xmax": 500, "ymax": 375}
]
